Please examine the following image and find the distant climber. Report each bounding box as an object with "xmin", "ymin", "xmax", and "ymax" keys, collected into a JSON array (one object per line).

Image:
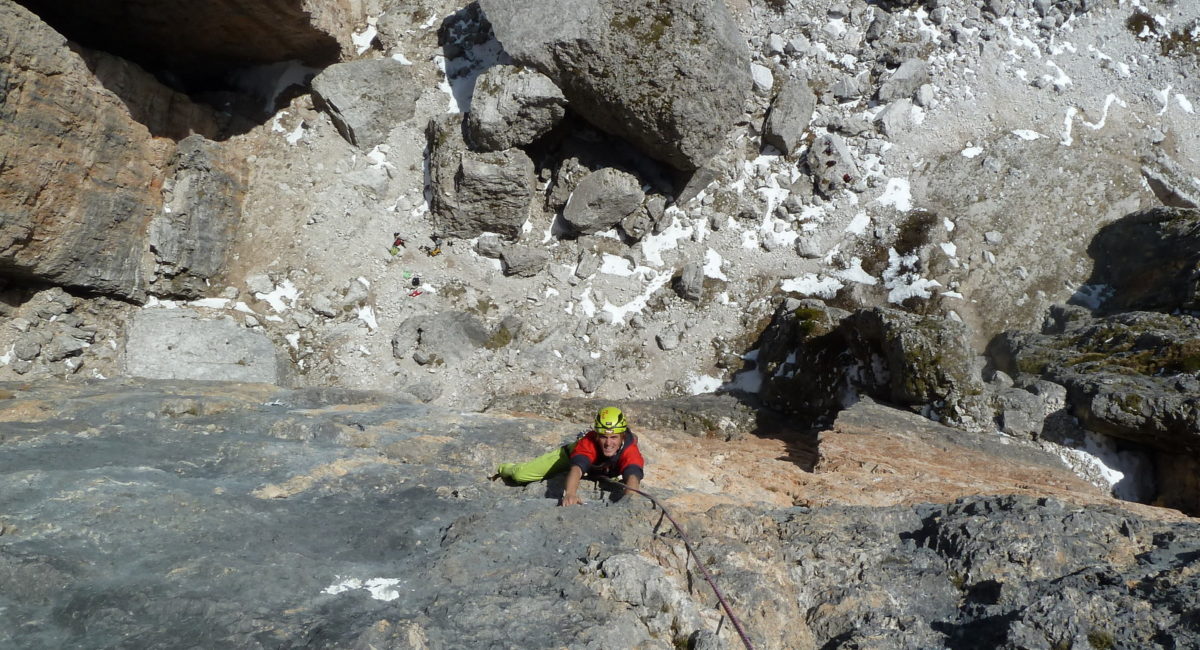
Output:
[{"xmin": 493, "ymin": 406, "xmax": 644, "ymax": 506}]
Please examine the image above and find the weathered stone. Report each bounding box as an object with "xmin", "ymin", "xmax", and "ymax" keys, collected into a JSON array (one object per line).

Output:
[
  {"xmin": 501, "ymin": 246, "xmax": 551, "ymax": 277},
  {"xmin": 149, "ymin": 135, "xmax": 247, "ymax": 298},
  {"xmin": 1141, "ymin": 153, "xmax": 1200, "ymax": 209},
  {"xmin": 480, "ymin": 0, "xmax": 752, "ymax": 171},
  {"xmin": 619, "ymin": 209, "xmax": 653, "ymax": 242},
  {"xmin": 43, "ymin": 332, "xmax": 88, "ymax": 362},
  {"xmin": 562, "ymin": 168, "xmax": 645, "ymax": 235},
  {"xmin": 877, "ymin": 59, "xmax": 930, "ymax": 102},
  {"xmin": 656, "ymin": 328, "xmax": 682, "ymax": 351},
  {"xmin": 123, "ymin": 309, "xmax": 284, "ymax": 383},
  {"xmin": 426, "ymin": 115, "xmax": 536, "ymax": 240},
  {"xmin": 474, "ymin": 234, "xmax": 505, "ymax": 259},
  {"xmin": 806, "ymin": 133, "xmax": 861, "ymax": 197},
  {"xmin": 993, "ymin": 386, "xmax": 1045, "ymax": 438},
  {"xmin": 875, "ymin": 98, "xmax": 915, "ymax": 138},
  {"xmin": 763, "ymin": 76, "xmax": 817, "ymax": 156},
  {"xmin": 13, "ymin": 336, "xmax": 40, "ymax": 361},
  {"xmin": 312, "ymin": 59, "xmax": 421, "ymax": 149},
  {"xmin": 391, "ymin": 311, "xmax": 492, "ymax": 365},
  {"xmin": 673, "ymin": 262, "xmax": 705, "ymax": 303},
  {"xmin": 578, "ymin": 362, "xmax": 606, "ymax": 393},
  {"xmin": 465, "ymin": 65, "xmax": 566, "ymax": 151}
]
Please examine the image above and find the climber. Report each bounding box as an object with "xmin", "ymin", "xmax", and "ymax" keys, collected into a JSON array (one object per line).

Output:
[{"xmin": 493, "ymin": 406, "xmax": 644, "ymax": 506}]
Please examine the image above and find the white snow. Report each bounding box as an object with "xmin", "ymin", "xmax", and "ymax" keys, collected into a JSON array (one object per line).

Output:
[
  {"xmin": 356, "ymin": 306, "xmax": 378, "ymax": 330},
  {"xmin": 639, "ymin": 212, "xmax": 692, "ymax": 267},
  {"xmin": 578, "ymin": 288, "xmax": 596, "ymax": 318},
  {"xmin": 0, "ymin": 344, "xmax": 12, "ymax": 365},
  {"xmin": 940, "ymin": 242, "xmax": 957, "ymax": 257},
  {"xmin": 1069, "ymin": 283, "xmax": 1113, "ymax": 309},
  {"xmin": 285, "ymin": 332, "xmax": 301, "ymax": 350},
  {"xmin": 1080, "ymin": 94, "xmax": 1128, "ymax": 130},
  {"xmin": 255, "ymin": 280, "xmax": 300, "ymax": 313},
  {"xmin": 876, "ymin": 178, "xmax": 913, "ymax": 212},
  {"xmin": 845, "ymin": 211, "xmax": 871, "ymax": 236},
  {"xmin": 725, "ymin": 368, "xmax": 764, "ymax": 394},
  {"xmin": 599, "ymin": 254, "xmax": 636, "ymax": 277},
  {"xmin": 687, "ymin": 373, "xmax": 724, "ymax": 395},
  {"xmin": 703, "ymin": 249, "xmax": 727, "ymax": 280},
  {"xmin": 322, "ymin": 577, "xmax": 403, "ymax": 602},
  {"xmin": 600, "ymin": 272, "xmax": 672, "ymax": 324},
  {"xmin": 781, "ymin": 274, "xmax": 844, "ymax": 298},
  {"xmin": 1011, "ymin": 129, "xmax": 1043, "ymax": 140},
  {"xmin": 1176, "ymin": 94, "xmax": 1195, "ymax": 114},
  {"xmin": 352, "ymin": 19, "xmax": 378, "ymax": 55},
  {"xmin": 392, "ymin": 53, "xmax": 413, "ymax": 65},
  {"xmin": 961, "ymin": 145, "xmax": 984, "ymax": 158},
  {"xmin": 1060, "ymin": 107, "xmax": 1077, "ymax": 146}
]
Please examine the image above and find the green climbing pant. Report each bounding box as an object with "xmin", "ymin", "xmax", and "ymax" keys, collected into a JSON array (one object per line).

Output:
[{"xmin": 496, "ymin": 444, "xmax": 573, "ymax": 484}]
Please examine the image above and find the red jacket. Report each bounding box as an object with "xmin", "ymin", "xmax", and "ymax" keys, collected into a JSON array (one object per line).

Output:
[{"xmin": 569, "ymin": 430, "xmax": 645, "ymax": 480}]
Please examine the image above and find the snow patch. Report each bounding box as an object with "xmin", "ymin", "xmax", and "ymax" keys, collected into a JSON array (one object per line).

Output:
[
  {"xmin": 882, "ymin": 248, "xmax": 941, "ymax": 303},
  {"xmin": 703, "ymin": 249, "xmax": 727, "ymax": 280},
  {"xmin": 356, "ymin": 306, "xmax": 378, "ymax": 330},
  {"xmin": 781, "ymin": 274, "xmax": 844, "ymax": 298},
  {"xmin": 601, "ymin": 272, "xmax": 673, "ymax": 324},
  {"xmin": 323, "ymin": 577, "xmax": 403, "ymax": 602},
  {"xmin": 876, "ymin": 178, "xmax": 913, "ymax": 212},
  {"xmin": 961, "ymin": 145, "xmax": 984, "ymax": 158},
  {"xmin": 255, "ymin": 280, "xmax": 300, "ymax": 313},
  {"xmin": 688, "ymin": 373, "xmax": 724, "ymax": 395}
]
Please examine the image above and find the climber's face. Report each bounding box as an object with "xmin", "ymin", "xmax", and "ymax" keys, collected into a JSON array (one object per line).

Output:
[{"xmin": 597, "ymin": 432, "xmax": 623, "ymax": 457}]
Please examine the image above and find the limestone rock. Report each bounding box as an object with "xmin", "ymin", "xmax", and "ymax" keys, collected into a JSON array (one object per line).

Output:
[
  {"xmin": 149, "ymin": 135, "xmax": 248, "ymax": 298},
  {"xmin": 806, "ymin": 133, "xmax": 861, "ymax": 197},
  {"xmin": 123, "ymin": 309, "xmax": 284, "ymax": 383},
  {"xmin": 673, "ymin": 262, "xmax": 705, "ymax": 303},
  {"xmin": 426, "ymin": 116, "xmax": 536, "ymax": 239},
  {"xmin": 312, "ymin": 59, "xmax": 422, "ymax": 149},
  {"xmin": 877, "ymin": 58, "xmax": 930, "ymax": 102},
  {"xmin": 480, "ymin": 0, "xmax": 752, "ymax": 171},
  {"xmin": 391, "ymin": 311, "xmax": 492, "ymax": 365},
  {"xmin": 465, "ymin": 65, "xmax": 567, "ymax": 151},
  {"xmin": 763, "ymin": 76, "xmax": 817, "ymax": 156},
  {"xmin": 501, "ymin": 245, "xmax": 551, "ymax": 277},
  {"xmin": 562, "ymin": 168, "xmax": 645, "ymax": 235}
]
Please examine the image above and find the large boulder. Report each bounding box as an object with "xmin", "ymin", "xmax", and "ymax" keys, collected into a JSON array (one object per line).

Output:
[
  {"xmin": 762, "ymin": 75, "xmax": 816, "ymax": 156},
  {"xmin": 311, "ymin": 59, "xmax": 422, "ymax": 149},
  {"xmin": 465, "ymin": 65, "xmax": 567, "ymax": 152},
  {"xmin": 561, "ymin": 168, "xmax": 645, "ymax": 235},
  {"xmin": 391, "ymin": 311, "xmax": 494, "ymax": 366},
  {"xmin": 1083, "ymin": 207, "xmax": 1200, "ymax": 314},
  {"xmin": 426, "ymin": 115, "xmax": 536, "ymax": 239},
  {"xmin": 479, "ymin": 0, "xmax": 752, "ymax": 171}
]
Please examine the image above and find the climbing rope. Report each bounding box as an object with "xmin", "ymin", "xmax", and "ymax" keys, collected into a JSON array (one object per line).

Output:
[{"xmin": 599, "ymin": 477, "xmax": 755, "ymax": 650}]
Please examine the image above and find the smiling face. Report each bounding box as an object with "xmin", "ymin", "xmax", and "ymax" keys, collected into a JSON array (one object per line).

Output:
[{"xmin": 596, "ymin": 432, "xmax": 623, "ymax": 457}]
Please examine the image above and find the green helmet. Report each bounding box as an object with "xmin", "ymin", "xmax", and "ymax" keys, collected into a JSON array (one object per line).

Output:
[{"xmin": 594, "ymin": 406, "xmax": 628, "ymax": 434}]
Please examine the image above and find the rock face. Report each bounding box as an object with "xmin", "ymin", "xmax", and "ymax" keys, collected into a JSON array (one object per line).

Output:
[
  {"xmin": 149, "ymin": 135, "xmax": 248, "ymax": 298},
  {"xmin": 0, "ymin": 2, "xmax": 246, "ymax": 300},
  {"xmin": 479, "ymin": 0, "xmax": 752, "ymax": 171},
  {"xmin": 311, "ymin": 59, "xmax": 422, "ymax": 149},
  {"xmin": 1, "ymin": 381, "xmax": 1196, "ymax": 650},
  {"xmin": 426, "ymin": 115, "xmax": 536, "ymax": 239}
]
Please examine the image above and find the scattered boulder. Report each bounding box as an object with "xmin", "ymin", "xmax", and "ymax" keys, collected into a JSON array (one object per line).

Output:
[
  {"xmin": 426, "ymin": 115, "xmax": 536, "ymax": 239},
  {"xmin": 763, "ymin": 75, "xmax": 817, "ymax": 156},
  {"xmin": 562, "ymin": 168, "xmax": 645, "ymax": 235},
  {"xmin": 480, "ymin": 0, "xmax": 752, "ymax": 171},
  {"xmin": 874, "ymin": 98, "xmax": 915, "ymax": 139},
  {"xmin": 673, "ymin": 262, "xmax": 705, "ymax": 303},
  {"xmin": 311, "ymin": 59, "xmax": 422, "ymax": 149},
  {"xmin": 578, "ymin": 362, "xmax": 606, "ymax": 393},
  {"xmin": 806, "ymin": 132, "xmax": 861, "ymax": 197},
  {"xmin": 877, "ymin": 58, "xmax": 930, "ymax": 102},
  {"xmin": 501, "ymin": 245, "xmax": 551, "ymax": 277},
  {"xmin": 474, "ymin": 234, "xmax": 505, "ymax": 259},
  {"xmin": 391, "ymin": 311, "xmax": 492, "ymax": 365},
  {"xmin": 123, "ymin": 309, "xmax": 284, "ymax": 383},
  {"xmin": 465, "ymin": 65, "xmax": 567, "ymax": 151}
]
